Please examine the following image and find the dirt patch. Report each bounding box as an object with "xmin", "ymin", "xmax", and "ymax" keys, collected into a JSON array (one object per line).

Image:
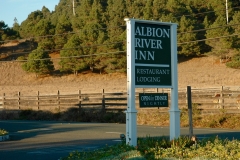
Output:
[
  {"xmin": 178, "ymin": 56, "xmax": 240, "ymax": 88},
  {"xmin": 0, "ymin": 56, "xmax": 240, "ymax": 96}
]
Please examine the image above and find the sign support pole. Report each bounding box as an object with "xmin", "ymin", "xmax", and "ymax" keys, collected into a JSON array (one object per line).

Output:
[
  {"xmin": 169, "ymin": 24, "xmax": 180, "ymax": 140},
  {"xmin": 125, "ymin": 19, "xmax": 137, "ymax": 146}
]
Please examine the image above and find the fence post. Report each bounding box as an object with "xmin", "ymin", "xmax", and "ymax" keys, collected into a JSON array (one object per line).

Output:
[
  {"xmin": 3, "ymin": 93, "xmax": 5, "ymax": 109},
  {"xmin": 78, "ymin": 90, "xmax": 81, "ymax": 110},
  {"xmin": 57, "ymin": 90, "xmax": 60, "ymax": 110},
  {"xmin": 187, "ymin": 86, "xmax": 193, "ymax": 138},
  {"xmin": 18, "ymin": 92, "xmax": 20, "ymax": 109},
  {"xmin": 37, "ymin": 91, "xmax": 40, "ymax": 110},
  {"xmin": 102, "ymin": 89, "xmax": 105, "ymax": 113},
  {"xmin": 220, "ymin": 86, "xmax": 224, "ymax": 109},
  {"xmin": 2, "ymin": 93, "xmax": 6, "ymax": 109}
]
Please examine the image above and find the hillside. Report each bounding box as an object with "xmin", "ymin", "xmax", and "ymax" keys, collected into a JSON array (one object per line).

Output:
[{"xmin": 0, "ymin": 56, "xmax": 240, "ymax": 96}]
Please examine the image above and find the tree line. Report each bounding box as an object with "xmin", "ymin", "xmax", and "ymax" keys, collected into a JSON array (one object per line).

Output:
[{"xmin": 1, "ymin": 0, "xmax": 240, "ymax": 76}]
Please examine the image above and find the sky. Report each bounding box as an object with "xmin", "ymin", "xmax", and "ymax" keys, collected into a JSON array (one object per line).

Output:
[{"xmin": 0, "ymin": 0, "xmax": 60, "ymax": 27}]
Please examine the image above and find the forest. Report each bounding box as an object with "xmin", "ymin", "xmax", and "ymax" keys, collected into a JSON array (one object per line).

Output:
[{"xmin": 1, "ymin": 0, "xmax": 240, "ymax": 76}]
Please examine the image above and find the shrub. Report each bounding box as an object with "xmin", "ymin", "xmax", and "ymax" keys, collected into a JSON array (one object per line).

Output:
[
  {"xmin": 61, "ymin": 136, "xmax": 240, "ymax": 160},
  {"xmin": 226, "ymin": 53, "xmax": 240, "ymax": 69},
  {"xmin": 22, "ymin": 48, "xmax": 54, "ymax": 77},
  {"xmin": 0, "ymin": 129, "xmax": 8, "ymax": 136},
  {"xmin": 8, "ymin": 108, "xmax": 126, "ymax": 123}
]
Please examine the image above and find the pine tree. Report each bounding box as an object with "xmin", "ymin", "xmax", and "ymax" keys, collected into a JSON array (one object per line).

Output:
[
  {"xmin": 229, "ymin": 11, "xmax": 240, "ymax": 49},
  {"xmin": 72, "ymin": 0, "xmax": 93, "ymax": 30},
  {"xmin": 34, "ymin": 19, "xmax": 55, "ymax": 50},
  {"xmin": 178, "ymin": 16, "xmax": 201, "ymax": 56},
  {"xmin": 128, "ymin": 0, "xmax": 144, "ymax": 19},
  {"xmin": 54, "ymin": 15, "xmax": 73, "ymax": 49},
  {"xmin": 152, "ymin": 0, "xmax": 167, "ymax": 21},
  {"xmin": 12, "ymin": 18, "xmax": 20, "ymax": 33},
  {"xmin": 206, "ymin": 15, "xmax": 233, "ymax": 58},
  {"xmin": 0, "ymin": 21, "xmax": 19, "ymax": 41},
  {"xmin": 0, "ymin": 21, "xmax": 8, "ymax": 42},
  {"xmin": 143, "ymin": 1, "xmax": 153, "ymax": 20},
  {"xmin": 59, "ymin": 35, "xmax": 87, "ymax": 75},
  {"xmin": 78, "ymin": 0, "xmax": 107, "ymax": 72},
  {"xmin": 19, "ymin": 11, "xmax": 44, "ymax": 38},
  {"xmin": 41, "ymin": 6, "xmax": 51, "ymax": 20},
  {"xmin": 96, "ymin": 0, "xmax": 127, "ymax": 73},
  {"xmin": 0, "ymin": 22, "xmax": 4, "ymax": 42},
  {"xmin": 22, "ymin": 48, "xmax": 54, "ymax": 77},
  {"xmin": 225, "ymin": 11, "xmax": 240, "ymax": 68}
]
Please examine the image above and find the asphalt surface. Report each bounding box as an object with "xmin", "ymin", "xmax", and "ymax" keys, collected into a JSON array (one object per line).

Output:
[{"xmin": 1, "ymin": 120, "xmax": 240, "ymax": 160}]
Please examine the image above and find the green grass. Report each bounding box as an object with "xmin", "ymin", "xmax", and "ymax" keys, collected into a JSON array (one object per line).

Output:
[{"xmin": 60, "ymin": 136, "xmax": 240, "ymax": 160}]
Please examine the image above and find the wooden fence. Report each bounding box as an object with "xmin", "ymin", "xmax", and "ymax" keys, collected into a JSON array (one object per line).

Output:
[
  {"xmin": 0, "ymin": 89, "xmax": 128, "ymax": 112},
  {"xmin": 1, "ymin": 86, "xmax": 240, "ymax": 113},
  {"xmin": 178, "ymin": 86, "xmax": 240, "ymax": 113}
]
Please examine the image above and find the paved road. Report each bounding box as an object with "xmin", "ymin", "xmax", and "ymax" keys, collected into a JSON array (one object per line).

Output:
[{"xmin": 1, "ymin": 120, "xmax": 240, "ymax": 160}]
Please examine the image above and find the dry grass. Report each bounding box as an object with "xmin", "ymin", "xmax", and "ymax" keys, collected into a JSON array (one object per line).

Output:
[
  {"xmin": 1, "ymin": 55, "xmax": 240, "ymax": 96},
  {"xmin": 1, "ymin": 107, "xmax": 239, "ymax": 129},
  {"xmin": 1, "ymin": 55, "xmax": 240, "ymax": 128},
  {"xmin": 137, "ymin": 108, "xmax": 240, "ymax": 129},
  {"xmin": 178, "ymin": 55, "xmax": 240, "ymax": 88}
]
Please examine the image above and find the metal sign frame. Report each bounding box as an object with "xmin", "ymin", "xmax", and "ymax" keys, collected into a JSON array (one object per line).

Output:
[{"xmin": 125, "ymin": 18, "xmax": 180, "ymax": 147}]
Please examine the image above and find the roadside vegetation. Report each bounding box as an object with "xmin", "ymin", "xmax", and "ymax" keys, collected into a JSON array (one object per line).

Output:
[
  {"xmin": 0, "ymin": 128, "xmax": 8, "ymax": 136},
  {"xmin": 1, "ymin": 105, "xmax": 240, "ymax": 129},
  {"xmin": 60, "ymin": 136, "xmax": 240, "ymax": 160}
]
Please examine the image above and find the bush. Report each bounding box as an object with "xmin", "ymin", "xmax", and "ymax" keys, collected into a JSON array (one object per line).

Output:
[
  {"xmin": 0, "ymin": 129, "xmax": 8, "ymax": 136},
  {"xmin": 22, "ymin": 48, "xmax": 54, "ymax": 77},
  {"xmin": 226, "ymin": 53, "xmax": 240, "ymax": 69},
  {"xmin": 1, "ymin": 108, "xmax": 126, "ymax": 123},
  {"xmin": 61, "ymin": 136, "xmax": 240, "ymax": 160}
]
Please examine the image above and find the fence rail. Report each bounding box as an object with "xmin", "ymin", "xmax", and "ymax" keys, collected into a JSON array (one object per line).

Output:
[{"xmin": 1, "ymin": 86, "xmax": 240, "ymax": 113}]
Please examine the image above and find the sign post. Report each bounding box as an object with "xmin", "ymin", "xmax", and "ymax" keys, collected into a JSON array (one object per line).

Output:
[
  {"xmin": 169, "ymin": 23, "xmax": 180, "ymax": 140},
  {"xmin": 125, "ymin": 18, "xmax": 180, "ymax": 146}
]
